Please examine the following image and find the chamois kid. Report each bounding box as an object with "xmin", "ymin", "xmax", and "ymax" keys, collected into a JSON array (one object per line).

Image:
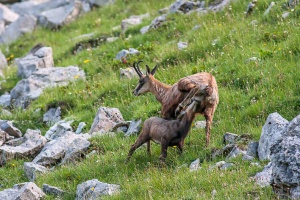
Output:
[{"xmin": 125, "ymin": 97, "xmax": 201, "ymax": 163}]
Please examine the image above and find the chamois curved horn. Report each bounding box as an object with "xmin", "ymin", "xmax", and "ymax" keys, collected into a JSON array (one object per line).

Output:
[
  {"xmin": 133, "ymin": 61, "xmax": 143, "ymax": 77},
  {"xmin": 150, "ymin": 64, "xmax": 158, "ymax": 75},
  {"xmin": 136, "ymin": 60, "xmax": 144, "ymax": 76}
]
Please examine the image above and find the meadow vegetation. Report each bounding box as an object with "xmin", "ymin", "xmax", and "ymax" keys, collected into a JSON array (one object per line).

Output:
[{"xmin": 0, "ymin": 0, "xmax": 299, "ymax": 199}]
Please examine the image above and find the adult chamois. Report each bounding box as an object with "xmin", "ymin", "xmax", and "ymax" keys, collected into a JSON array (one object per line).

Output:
[
  {"xmin": 125, "ymin": 97, "xmax": 202, "ymax": 163},
  {"xmin": 132, "ymin": 61, "xmax": 219, "ymax": 146}
]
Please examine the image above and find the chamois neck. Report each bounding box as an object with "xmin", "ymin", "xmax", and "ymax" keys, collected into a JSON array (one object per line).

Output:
[
  {"xmin": 178, "ymin": 113, "xmax": 196, "ymax": 138},
  {"xmin": 149, "ymin": 76, "xmax": 171, "ymax": 103}
]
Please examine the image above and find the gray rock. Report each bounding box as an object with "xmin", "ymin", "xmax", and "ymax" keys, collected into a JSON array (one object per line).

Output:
[
  {"xmin": 0, "ymin": 120, "xmax": 22, "ymax": 138},
  {"xmin": 0, "ymin": 14, "xmax": 37, "ymax": 45},
  {"xmin": 124, "ymin": 119, "xmax": 142, "ymax": 136},
  {"xmin": 226, "ymin": 146, "xmax": 246, "ymax": 161},
  {"xmin": 0, "ymin": 130, "xmax": 8, "ymax": 146},
  {"xmin": 211, "ymin": 143, "xmax": 235, "ymax": 159},
  {"xmin": 0, "ymin": 182, "xmax": 45, "ymax": 200},
  {"xmin": 189, "ymin": 158, "xmax": 201, "ymax": 172},
  {"xmin": 140, "ymin": 25, "xmax": 150, "ymax": 34},
  {"xmin": 246, "ymin": 141, "xmax": 258, "ymax": 158},
  {"xmin": 43, "ymin": 107, "xmax": 61, "ymax": 125},
  {"xmin": 207, "ymin": 0, "xmax": 233, "ymax": 12},
  {"xmin": 120, "ymin": 67, "xmax": 138, "ymax": 79},
  {"xmin": 89, "ymin": 107, "xmax": 125, "ymax": 134},
  {"xmin": 282, "ymin": 12, "xmax": 290, "ymax": 19},
  {"xmin": 0, "ymin": 3, "xmax": 19, "ymax": 25},
  {"xmin": 270, "ymin": 115, "xmax": 300, "ymax": 198},
  {"xmin": 242, "ymin": 154, "xmax": 254, "ymax": 161},
  {"xmin": 169, "ymin": 1, "xmax": 200, "ymax": 14},
  {"xmin": 75, "ymin": 179, "xmax": 120, "ymax": 200},
  {"xmin": 258, "ymin": 112, "xmax": 288, "ymax": 160},
  {"xmin": 121, "ymin": 13, "xmax": 150, "ymax": 32},
  {"xmin": 38, "ymin": 1, "xmax": 83, "ymax": 29},
  {"xmin": 0, "ymin": 93, "xmax": 11, "ymax": 107},
  {"xmin": 43, "ymin": 184, "xmax": 64, "ymax": 197},
  {"xmin": 194, "ymin": 120, "xmax": 206, "ymax": 129},
  {"xmin": 33, "ymin": 131, "xmax": 90, "ymax": 167},
  {"xmin": 10, "ymin": 0, "xmax": 70, "ymax": 16},
  {"xmin": 76, "ymin": 122, "xmax": 86, "ymax": 134},
  {"xmin": 18, "ymin": 47, "xmax": 54, "ymax": 78},
  {"xmin": 223, "ymin": 132, "xmax": 238, "ymax": 144},
  {"xmin": 10, "ymin": 66, "xmax": 85, "ymax": 108},
  {"xmin": 0, "ymin": 48, "xmax": 7, "ymax": 76},
  {"xmin": 220, "ymin": 162, "xmax": 234, "ymax": 170},
  {"xmin": 0, "ymin": 129, "xmax": 47, "ymax": 166},
  {"xmin": 263, "ymin": 2, "xmax": 276, "ymax": 17},
  {"xmin": 177, "ymin": 41, "xmax": 188, "ymax": 50},
  {"xmin": 115, "ymin": 48, "xmax": 139, "ymax": 61},
  {"xmin": 0, "ymin": 20, "xmax": 4, "ymax": 35},
  {"xmin": 192, "ymin": 24, "xmax": 201, "ymax": 30},
  {"xmin": 291, "ymin": 186, "xmax": 300, "ymax": 200},
  {"xmin": 24, "ymin": 162, "xmax": 49, "ymax": 182},
  {"xmin": 254, "ymin": 162, "xmax": 272, "ymax": 187},
  {"xmin": 45, "ymin": 120, "xmax": 73, "ymax": 140}
]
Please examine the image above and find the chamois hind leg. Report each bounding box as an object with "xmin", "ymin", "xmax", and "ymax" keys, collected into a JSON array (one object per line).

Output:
[
  {"xmin": 147, "ymin": 141, "xmax": 151, "ymax": 155},
  {"xmin": 125, "ymin": 136, "xmax": 150, "ymax": 163},
  {"xmin": 204, "ymin": 106, "xmax": 214, "ymax": 147}
]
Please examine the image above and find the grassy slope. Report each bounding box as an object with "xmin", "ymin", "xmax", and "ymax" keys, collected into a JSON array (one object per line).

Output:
[{"xmin": 0, "ymin": 0, "xmax": 299, "ymax": 199}]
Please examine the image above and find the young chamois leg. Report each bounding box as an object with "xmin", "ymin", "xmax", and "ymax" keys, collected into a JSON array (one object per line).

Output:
[
  {"xmin": 159, "ymin": 139, "xmax": 169, "ymax": 163},
  {"xmin": 177, "ymin": 139, "xmax": 184, "ymax": 154},
  {"xmin": 125, "ymin": 135, "xmax": 150, "ymax": 163}
]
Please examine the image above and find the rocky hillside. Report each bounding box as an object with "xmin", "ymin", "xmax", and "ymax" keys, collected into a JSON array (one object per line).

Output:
[{"xmin": 0, "ymin": 0, "xmax": 299, "ymax": 199}]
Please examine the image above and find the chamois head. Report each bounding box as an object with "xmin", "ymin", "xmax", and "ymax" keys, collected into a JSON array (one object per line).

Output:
[{"xmin": 132, "ymin": 61, "xmax": 158, "ymax": 96}]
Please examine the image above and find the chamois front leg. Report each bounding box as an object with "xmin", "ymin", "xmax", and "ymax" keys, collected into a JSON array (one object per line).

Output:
[
  {"xmin": 159, "ymin": 140, "xmax": 169, "ymax": 163},
  {"xmin": 177, "ymin": 139, "xmax": 184, "ymax": 154}
]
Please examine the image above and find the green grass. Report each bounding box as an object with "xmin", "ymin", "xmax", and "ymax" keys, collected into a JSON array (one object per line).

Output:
[{"xmin": 0, "ymin": 0, "xmax": 299, "ymax": 199}]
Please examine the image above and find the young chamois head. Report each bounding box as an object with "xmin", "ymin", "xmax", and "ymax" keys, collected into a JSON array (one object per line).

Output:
[{"xmin": 132, "ymin": 61, "xmax": 158, "ymax": 96}]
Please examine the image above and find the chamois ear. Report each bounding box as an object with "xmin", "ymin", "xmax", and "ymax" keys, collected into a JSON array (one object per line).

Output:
[
  {"xmin": 150, "ymin": 64, "xmax": 158, "ymax": 76},
  {"xmin": 146, "ymin": 65, "xmax": 151, "ymax": 75}
]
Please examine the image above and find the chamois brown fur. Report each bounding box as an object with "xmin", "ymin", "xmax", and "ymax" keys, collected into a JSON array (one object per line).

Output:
[
  {"xmin": 125, "ymin": 99, "xmax": 200, "ymax": 163},
  {"xmin": 132, "ymin": 61, "xmax": 219, "ymax": 146}
]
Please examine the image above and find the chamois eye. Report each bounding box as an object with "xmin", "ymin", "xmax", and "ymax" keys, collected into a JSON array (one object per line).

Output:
[{"xmin": 139, "ymin": 80, "xmax": 144, "ymax": 84}]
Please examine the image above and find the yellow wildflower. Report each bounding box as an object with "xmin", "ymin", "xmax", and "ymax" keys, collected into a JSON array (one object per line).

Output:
[
  {"xmin": 84, "ymin": 60, "xmax": 90, "ymax": 63},
  {"xmin": 74, "ymin": 75, "xmax": 80, "ymax": 79},
  {"xmin": 91, "ymin": 187, "xmax": 95, "ymax": 191},
  {"xmin": 10, "ymin": 54, "xmax": 14, "ymax": 58}
]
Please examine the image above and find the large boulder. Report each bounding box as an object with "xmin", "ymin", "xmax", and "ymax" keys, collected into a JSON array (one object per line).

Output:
[
  {"xmin": 0, "ymin": 129, "xmax": 47, "ymax": 166},
  {"xmin": 17, "ymin": 47, "xmax": 54, "ymax": 78},
  {"xmin": 10, "ymin": 66, "xmax": 85, "ymax": 108},
  {"xmin": 89, "ymin": 107, "xmax": 125, "ymax": 134},
  {"xmin": 270, "ymin": 115, "xmax": 300, "ymax": 199},
  {"xmin": 258, "ymin": 112, "xmax": 288, "ymax": 160},
  {"xmin": 0, "ymin": 3, "xmax": 19, "ymax": 25},
  {"xmin": 0, "ymin": 14, "xmax": 37, "ymax": 45},
  {"xmin": 75, "ymin": 179, "xmax": 120, "ymax": 200},
  {"xmin": 0, "ymin": 182, "xmax": 45, "ymax": 200},
  {"xmin": 33, "ymin": 131, "xmax": 90, "ymax": 167},
  {"xmin": 38, "ymin": 1, "xmax": 83, "ymax": 29}
]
